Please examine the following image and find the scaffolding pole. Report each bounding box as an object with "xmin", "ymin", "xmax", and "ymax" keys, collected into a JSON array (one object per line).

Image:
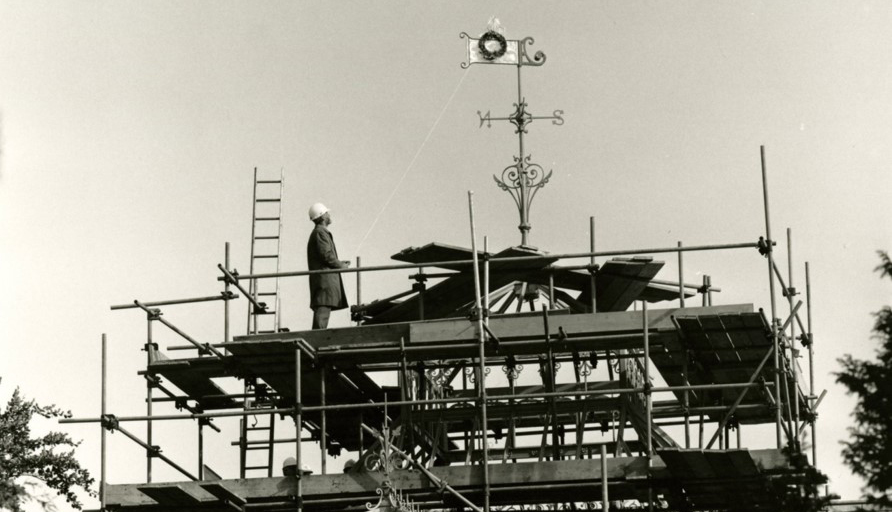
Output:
[
  {"xmin": 145, "ymin": 312, "xmax": 155, "ymax": 483},
  {"xmin": 590, "ymin": 216, "xmax": 597, "ymax": 313},
  {"xmin": 225, "ymin": 243, "xmax": 231, "ymax": 343},
  {"xmin": 467, "ymin": 191, "xmax": 490, "ymax": 512},
  {"xmin": 295, "ymin": 344, "xmax": 302, "ymax": 512},
  {"xmin": 320, "ymin": 366, "xmax": 327, "ymax": 475},
  {"xmin": 643, "ymin": 301, "xmax": 653, "ymax": 512},
  {"xmin": 600, "ymin": 444, "xmax": 609, "ymax": 512},
  {"xmin": 100, "ymin": 334, "xmax": 107, "ymax": 512},
  {"xmin": 224, "ymin": 241, "xmax": 766, "ymax": 282},
  {"xmin": 760, "ymin": 145, "xmax": 783, "ymax": 448},
  {"xmin": 788, "ymin": 228, "xmax": 800, "ymax": 450},
  {"xmin": 806, "ymin": 261, "xmax": 817, "ymax": 467}
]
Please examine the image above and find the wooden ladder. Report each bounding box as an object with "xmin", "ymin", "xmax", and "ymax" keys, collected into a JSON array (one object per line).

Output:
[{"xmin": 246, "ymin": 166, "xmax": 284, "ymax": 335}]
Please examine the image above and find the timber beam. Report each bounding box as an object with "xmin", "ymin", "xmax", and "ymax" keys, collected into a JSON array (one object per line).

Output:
[{"xmin": 106, "ymin": 449, "xmax": 799, "ymax": 512}]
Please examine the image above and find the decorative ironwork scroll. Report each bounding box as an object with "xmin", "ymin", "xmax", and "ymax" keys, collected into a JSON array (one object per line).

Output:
[{"xmin": 461, "ymin": 19, "xmax": 563, "ymax": 245}]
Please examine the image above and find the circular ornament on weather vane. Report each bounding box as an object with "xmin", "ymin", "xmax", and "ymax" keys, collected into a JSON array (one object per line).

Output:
[{"xmin": 478, "ymin": 31, "xmax": 507, "ymax": 60}]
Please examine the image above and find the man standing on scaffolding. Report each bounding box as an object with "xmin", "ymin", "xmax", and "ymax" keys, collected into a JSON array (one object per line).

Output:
[{"xmin": 307, "ymin": 203, "xmax": 349, "ymax": 329}]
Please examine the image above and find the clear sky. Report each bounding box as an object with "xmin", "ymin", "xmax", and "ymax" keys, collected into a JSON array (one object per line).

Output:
[{"xmin": 1, "ymin": 1, "xmax": 890, "ymax": 508}]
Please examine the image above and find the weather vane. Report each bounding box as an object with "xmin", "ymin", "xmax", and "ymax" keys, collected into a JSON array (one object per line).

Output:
[{"xmin": 461, "ymin": 18, "xmax": 564, "ymax": 246}]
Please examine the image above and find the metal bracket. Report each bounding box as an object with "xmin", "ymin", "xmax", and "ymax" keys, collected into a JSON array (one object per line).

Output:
[
  {"xmin": 144, "ymin": 307, "xmax": 162, "ymax": 321},
  {"xmin": 101, "ymin": 414, "xmax": 119, "ymax": 432}
]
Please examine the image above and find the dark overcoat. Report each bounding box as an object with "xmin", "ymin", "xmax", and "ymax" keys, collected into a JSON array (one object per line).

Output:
[{"xmin": 307, "ymin": 223, "xmax": 348, "ymax": 310}]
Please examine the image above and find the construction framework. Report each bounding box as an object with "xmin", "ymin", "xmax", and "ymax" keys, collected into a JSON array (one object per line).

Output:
[{"xmin": 64, "ymin": 147, "xmax": 828, "ymax": 512}]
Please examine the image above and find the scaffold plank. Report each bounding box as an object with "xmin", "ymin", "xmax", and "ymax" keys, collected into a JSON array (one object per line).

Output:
[
  {"xmin": 137, "ymin": 485, "xmax": 204, "ymax": 506},
  {"xmin": 390, "ymin": 242, "xmax": 484, "ymax": 270},
  {"xmin": 149, "ymin": 354, "xmax": 238, "ymax": 410},
  {"xmin": 108, "ymin": 449, "xmax": 794, "ymax": 511}
]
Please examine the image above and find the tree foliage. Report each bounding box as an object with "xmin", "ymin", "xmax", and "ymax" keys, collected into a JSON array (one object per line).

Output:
[
  {"xmin": 0, "ymin": 387, "xmax": 95, "ymax": 511},
  {"xmin": 836, "ymin": 251, "xmax": 892, "ymax": 506}
]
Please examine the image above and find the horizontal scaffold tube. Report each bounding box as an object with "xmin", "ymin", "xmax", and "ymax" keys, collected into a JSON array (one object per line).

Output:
[
  {"xmin": 110, "ymin": 293, "xmax": 237, "ymax": 310},
  {"xmin": 60, "ymin": 407, "xmax": 297, "ymax": 424},
  {"xmin": 62, "ymin": 382, "xmax": 764, "ymax": 423},
  {"xmin": 219, "ymin": 241, "xmax": 764, "ymax": 281}
]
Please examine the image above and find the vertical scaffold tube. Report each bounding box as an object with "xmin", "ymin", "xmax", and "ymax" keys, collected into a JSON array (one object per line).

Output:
[
  {"xmin": 682, "ymin": 341, "xmax": 690, "ymax": 448},
  {"xmin": 788, "ymin": 228, "xmax": 800, "ymax": 447},
  {"xmin": 677, "ymin": 241, "xmax": 685, "ymax": 308},
  {"xmin": 294, "ymin": 345, "xmax": 302, "ymax": 512},
  {"xmin": 198, "ymin": 421, "xmax": 204, "ymax": 480},
  {"xmin": 644, "ymin": 301, "xmax": 653, "ymax": 512},
  {"xmin": 320, "ymin": 366, "xmax": 327, "ymax": 475},
  {"xmin": 643, "ymin": 302, "xmax": 652, "ymax": 460},
  {"xmin": 101, "ymin": 334, "xmax": 107, "ymax": 512},
  {"xmin": 806, "ymin": 261, "xmax": 817, "ymax": 466},
  {"xmin": 484, "ymin": 237, "xmax": 490, "ymax": 325},
  {"xmin": 356, "ymin": 257, "xmax": 362, "ymax": 326},
  {"xmin": 543, "ymin": 307, "xmax": 560, "ymax": 461},
  {"xmin": 146, "ymin": 316, "xmax": 154, "ymax": 483},
  {"xmin": 590, "ymin": 217, "xmax": 597, "ymax": 313},
  {"xmin": 761, "ymin": 145, "xmax": 783, "ymax": 448},
  {"xmin": 224, "ymin": 243, "xmax": 230, "ymax": 343},
  {"xmin": 600, "ymin": 444, "xmax": 609, "ymax": 512},
  {"xmin": 467, "ymin": 191, "xmax": 490, "ymax": 512}
]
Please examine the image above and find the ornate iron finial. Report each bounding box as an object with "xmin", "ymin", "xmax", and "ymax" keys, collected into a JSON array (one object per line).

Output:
[
  {"xmin": 461, "ymin": 22, "xmax": 562, "ymax": 246},
  {"xmin": 364, "ymin": 422, "xmax": 418, "ymax": 512}
]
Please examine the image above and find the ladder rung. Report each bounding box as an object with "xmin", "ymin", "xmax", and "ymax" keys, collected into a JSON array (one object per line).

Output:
[
  {"xmin": 258, "ymin": 330, "xmax": 277, "ymax": 334},
  {"xmin": 254, "ymin": 255, "xmax": 278, "ymax": 259},
  {"xmin": 246, "ymin": 446, "xmax": 271, "ymax": 452},
  {"xmin": 245, "ymin": 465, "xmax": 271, "ymax": 470},
  {"xmin": 255, "ymin": 217, "xmax": 280, "ymax": 221},
  {"xmin": 252, "ymin": 310, "xmax": 276, "ymax": 315},
  {"xmin": 258, "ymin": 292, "xmax": 276, "ymax": 296},
  {"xmin": 247, "ymin": 426, "xmax": 272, "ymax": 431},
  {"xmin": 254, "ymin": 236, "xmax": 280, "ymax": 240},
  {"xmin": 256, "ymin": 198, "xmax": 281, "ymax": 202},
  {"xmin": 257, "ymin": 180, "xmax": 282, "ymax": 184}
]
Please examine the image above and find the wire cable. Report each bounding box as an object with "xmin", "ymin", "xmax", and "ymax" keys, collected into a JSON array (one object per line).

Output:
[{"xmin": 355, "ymin": 68, "xmax": 470, "ymax": 253}]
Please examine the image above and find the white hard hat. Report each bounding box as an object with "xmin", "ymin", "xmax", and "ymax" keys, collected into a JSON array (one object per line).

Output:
[
  {"xmin": 282, "ymin": 457, "xmax": 297, "ymax": 469},
  {"xmin": 308, "ymin": 203, "xmax": 329, "ymax": 221}
]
